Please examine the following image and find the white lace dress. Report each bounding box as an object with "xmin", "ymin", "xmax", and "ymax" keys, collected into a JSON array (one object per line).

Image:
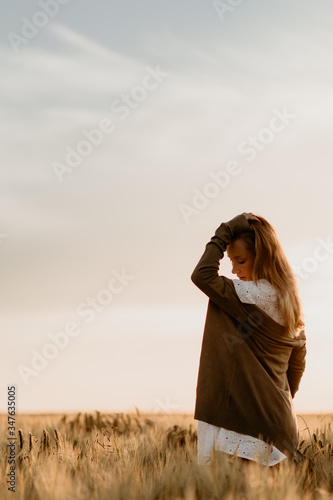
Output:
[{"xmin": 197, "ymin": 278, "xmax": 289, "ymax": 466}]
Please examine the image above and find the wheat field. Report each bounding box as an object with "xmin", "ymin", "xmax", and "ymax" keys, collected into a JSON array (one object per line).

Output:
[{"xmin": 0, "ymin": 411, "xmax": 332, "ymax": 499}]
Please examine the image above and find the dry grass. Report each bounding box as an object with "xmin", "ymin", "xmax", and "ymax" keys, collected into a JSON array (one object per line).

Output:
[{"xmin": 0, "ymin": 411, "xmax": 332, "ymax": 499}]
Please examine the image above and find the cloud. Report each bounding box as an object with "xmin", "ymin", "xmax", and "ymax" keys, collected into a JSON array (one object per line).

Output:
[
  {"xmin": 1, "ymin": 10, "xmax": 333, "ymax": 315},
  {"xmin": 0, "ymin": 24, "xmax": 146, "ymax": 117}
]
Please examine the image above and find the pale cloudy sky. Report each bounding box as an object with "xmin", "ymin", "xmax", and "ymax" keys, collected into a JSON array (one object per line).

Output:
[{"xmin": 0, "ymin": 0, "xmax": 333, "ymax": 415}]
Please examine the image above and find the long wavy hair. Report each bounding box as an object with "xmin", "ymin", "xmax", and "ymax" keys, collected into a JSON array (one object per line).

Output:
[{"xmin": 230, "ymin": 215, "xmax": 305, "ymax": 338}]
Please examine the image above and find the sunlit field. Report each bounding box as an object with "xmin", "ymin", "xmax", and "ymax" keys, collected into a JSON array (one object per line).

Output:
[{"xmin": 0, "ymin": 411, "xmax": 332, "ymax": 499}]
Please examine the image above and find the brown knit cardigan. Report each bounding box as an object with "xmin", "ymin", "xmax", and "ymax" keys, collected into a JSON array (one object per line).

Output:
[{"xmin": 191, "ymin": 214, "xmax": 306, "ymax": 460}]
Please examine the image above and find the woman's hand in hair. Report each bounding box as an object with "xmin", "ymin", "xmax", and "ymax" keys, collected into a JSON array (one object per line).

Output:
[{"xmin": 241, "ymin": 212, "xmax": 261, "ymax": 223}]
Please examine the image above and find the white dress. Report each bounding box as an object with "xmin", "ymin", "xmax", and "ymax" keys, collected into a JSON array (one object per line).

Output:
[{"xmin": 197, "ymin": 278, "xmax": 289, "ymax": 466}]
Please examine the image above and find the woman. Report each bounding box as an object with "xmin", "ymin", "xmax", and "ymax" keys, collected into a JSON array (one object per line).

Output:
[{"xmin": 191, "ymin": 212, "xmax": 306, "ymax": 466}]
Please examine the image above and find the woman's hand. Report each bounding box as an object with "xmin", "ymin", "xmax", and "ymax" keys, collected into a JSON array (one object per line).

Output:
[{"xmin": 241, "ymin": 212, "xmax": 261, "ymax": 223}]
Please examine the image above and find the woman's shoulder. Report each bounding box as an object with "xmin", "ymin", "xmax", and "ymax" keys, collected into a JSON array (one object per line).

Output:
[
  {"xmin": 232, "ymin": 278, "xmax": 277, "ymax": 304},
  {"xmin": 232, "ymin": 278, "xmax": 285, "ymax": 325}
]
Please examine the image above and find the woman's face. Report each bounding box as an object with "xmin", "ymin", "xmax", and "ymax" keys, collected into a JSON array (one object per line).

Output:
[{"xmin": 227, "ymin": 238, "xmax": 255, "ymax": 281}]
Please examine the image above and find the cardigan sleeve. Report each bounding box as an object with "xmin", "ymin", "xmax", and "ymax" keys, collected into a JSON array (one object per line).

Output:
[
  {"xmin": 191, "ymin": 214, "xmax": 252, "ymax": 311},
  {"xmin": 286, "ymin": 337, "xmax": 306, "ymax": 398}
]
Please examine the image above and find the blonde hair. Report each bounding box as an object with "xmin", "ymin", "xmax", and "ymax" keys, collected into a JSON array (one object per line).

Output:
[{"xmin": 231, "ymin": 215, "xmax": 305, "ymax": 338}]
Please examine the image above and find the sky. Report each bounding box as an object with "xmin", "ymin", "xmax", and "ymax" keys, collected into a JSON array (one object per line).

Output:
[{"xmin": 0, "ymin": 0, "xmax": 333, "ymax": 415}]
